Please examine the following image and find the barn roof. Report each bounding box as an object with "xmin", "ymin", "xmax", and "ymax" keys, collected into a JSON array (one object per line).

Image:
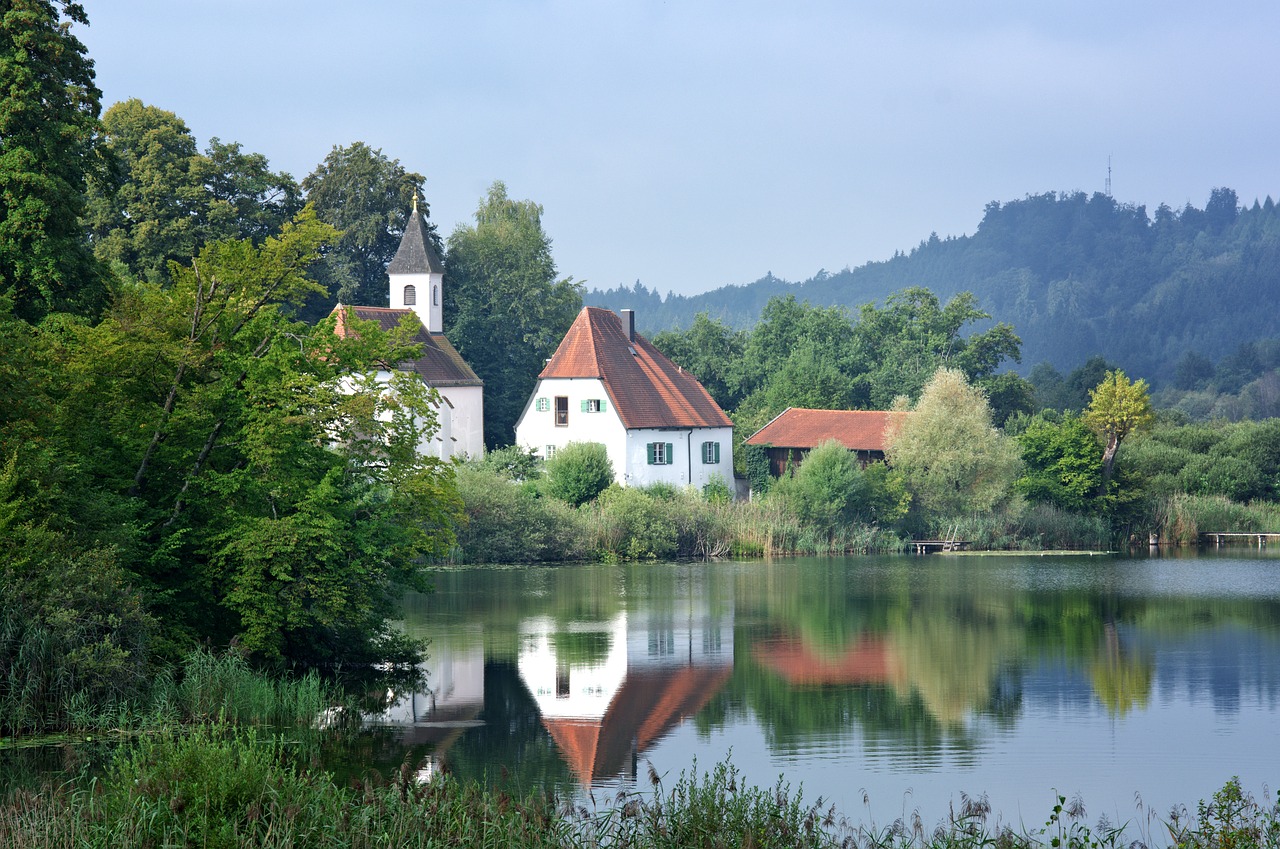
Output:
[
  {"xmin": 539, "ymin": 307, "xmax": 732, "ymax": 430},
  {"xmin": 744, "ymin": 408, "xmax": 908, "ymax": 452}
]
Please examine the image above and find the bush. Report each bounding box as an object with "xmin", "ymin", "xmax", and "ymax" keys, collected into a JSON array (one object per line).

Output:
[
  {"xmin": 452, "ymin": 464, "xmax": 589, "ymax": 563},
  {"xmin": 545, "ymin": 442, "xmax": 615, "ymax": 507}
]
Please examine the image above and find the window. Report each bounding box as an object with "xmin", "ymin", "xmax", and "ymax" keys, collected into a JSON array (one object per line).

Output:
[
  {"xmin": 403, "ymin": 284, "xmax": 416, "ymax": 305},
  {"xmin": 432, "ymin": 284, "xmax": 439, "ymax": 306},
  {"xmin": 647, "ymin": 442, "xmax": 674, "ymax": 465},
  {"xmin": 581, "ymin": 398, "xmax": 605, "ymax": 413},
  {"xmin": 535, "ymin": 397, "xmax": 550, "ymax": 412},
  {"xmin": 554, "ymin": 396, "xmax": 569, "ymax": 426},
  {"xmin": 701, "ymin": 441, "xmax": 720, "ymax": 464},
  {"xmin": 545, "ymin": 444, "xmax": 557, "ymax": 459}
]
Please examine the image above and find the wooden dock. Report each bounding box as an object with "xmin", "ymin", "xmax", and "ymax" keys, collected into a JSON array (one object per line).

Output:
[
  {"xmin": 1201, "ymin": 532, "xmax": 1280, "ymax": 549},
  {"xmin": 909, "ymin": 539, "xmax": 972, "ymax": 554}
]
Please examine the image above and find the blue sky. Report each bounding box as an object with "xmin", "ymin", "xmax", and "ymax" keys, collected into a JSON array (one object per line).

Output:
[{"xmin": 79, "ymin": 1, "xmax": 1280, "ymax": 297}]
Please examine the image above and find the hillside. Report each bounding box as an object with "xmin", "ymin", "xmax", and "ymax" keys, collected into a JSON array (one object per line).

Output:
[{"xmin": 588, "ymin": 189, "xmax": 1280, "ymax": 383}]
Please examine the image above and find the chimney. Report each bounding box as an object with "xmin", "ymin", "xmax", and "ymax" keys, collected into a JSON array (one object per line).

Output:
[{"xmin": 620, "ymin": 309, "xmax": 635, "ymax": 341}]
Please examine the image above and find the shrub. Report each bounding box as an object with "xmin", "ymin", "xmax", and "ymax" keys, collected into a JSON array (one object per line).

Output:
[
  {"xmin": 545, "ymin": 442, "xmax": 614, "ymax": 507},
  {"xmin": 452, "ymin": 465, "xmax": 589, "ymax": 563}
]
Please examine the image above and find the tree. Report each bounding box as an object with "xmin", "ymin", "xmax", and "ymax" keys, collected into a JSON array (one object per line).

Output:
[
  {"xmin": 0, "ymin": 0, "xmax": 106, "ymax": 321},
  {"xmin": 85, "ymin": 99, "xmax": 300, "ymax": 285},
  {"xmin": 17, "ymin": 207, "xmax": 462, "ymax": 666},
  {"xmin": 302, "ymin": 141, "xmax": 426, "ymax": 309},
  {"xmin": 445, "ymin": 181, "xmax": 583, "ymax": 447},
  {"xmin": 850, "ymin": 289, "xmax": 1021, "ymax": 409},
  {"xmin": 1014, "ymin": 413, "xmax": 1104, "ymax": 513},
  {"xmin": 651, "ymin": 312, "xmax": 746, "ymax": 410},
  {"xmin": 545, "ymin": 442, "xmax": 613, "ymax": 507},
  {"xmin": 1083, "ymin": 369, "xmax": 1153, "ymax": 489},
  {"xmin": 885, "ymin": 368, "xmax": 1022, "ymax": 516}
]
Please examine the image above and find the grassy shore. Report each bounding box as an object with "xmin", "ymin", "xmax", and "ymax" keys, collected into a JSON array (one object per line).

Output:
[{"xmin": 2, "ymin": 723, "xmax": 1276, "ymax": 848}]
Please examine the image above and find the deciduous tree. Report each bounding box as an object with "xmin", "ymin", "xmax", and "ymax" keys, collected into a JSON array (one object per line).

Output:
[
  {"xmin": 886, "ymin": 368, "xmax": 1022, "ymax": 516},
  {"xmin": 1083, "ymin": 370, "xmax": 1153, "ymax": 488},
  {"xmin": 445, "ymin": 181, "xmax": 582, "ymax": 447}
]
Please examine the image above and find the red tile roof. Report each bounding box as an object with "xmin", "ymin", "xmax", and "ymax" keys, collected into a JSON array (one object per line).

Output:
[
  {"xmin": 540, "ymin": 664, "xmax": 732, "ymax": 787},
  {"xmin": 744, "ymin": 408, "xmax": 908, "ymax": 452},
  {"xmin": 331, "ymin": 305, "xmax": 481, "ymax": 387},
  {"xmin": 539, "ymin": 307, "xmax": 731, "ymax": 429}
]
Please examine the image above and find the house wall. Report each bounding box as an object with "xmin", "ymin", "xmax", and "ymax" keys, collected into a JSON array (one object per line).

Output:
[
  {"xmin": 515, "ymin": 379, "xmax": 734, "ymax": 492},
  {"xmin": 624, "ymin": 426, "xmax": 735, "ymax": 490},
  {"xmin": 438, "ymin": 384, "xmax": 484, "ymax": 459},
  {"xmin": 389, "ymin": 270, "xmax": 444, "ymax": 333},
  {"xmin": 514, "ymin": 377, "xmax": 629, "ymax": 481}
]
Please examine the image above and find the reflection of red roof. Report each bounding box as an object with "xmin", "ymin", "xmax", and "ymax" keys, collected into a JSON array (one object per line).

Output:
[
  {"xmin": 539, "ymin": 307, "xmax": 731, "ymax": 429},
  {"xmin": 540, "ymin": 664, "xmax": 732, "ymax": 787},
  {"xmin": 744, "ymin": 408, "xmax": 908, "ymax": 452},
  {"xmin": 332, "ymin": 305, "xmax": 481, "ymax": 387},
  {"xmin": 753, "ymin": 636, "xmax": 896, "ymax": 685}
]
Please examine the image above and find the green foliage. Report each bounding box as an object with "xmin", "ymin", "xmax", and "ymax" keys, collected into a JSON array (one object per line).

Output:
[
  {"xmin": 770, "ymin": 440, "xmax": 861, "ymax": 533},
  {"xmin": 1169, "ymin": 777, "xmax": 1280, "ymax": 849},
  {"xmin": 1084, "ymin": 370, "xmax": 1154, "ymax": 485},
  {"xmin": 887, "ymin": 368, "xmax": 1022, "ymax": 517},
  {"xmin": 545, "ymin": 441, "xmax": 615, "ymax": 507},
  {"xmin": 702, "ymin": 474, "xmax": 732, "ymax": 504},
  {"xmin": 651, "ymin": 312, "xmax": 747, "ymax": 410},
  {"xmin": 445, "ymin": 181, "xmax": 583, "ymax": 447},
  {"xmin": 86, "ymin": 99, "xmax": 300, "ymax": 286},
  {"xmin": 451, "ymin": 463, "xmax": 588, "ymax": 563},
  {"xmin": 480, "ymin": 443, "xmax": 543, "ymax": 482},
  {"xmin": 595, "ymin": 485, "xmax": 679, "ymax": 560},
  {"xmin": 0, "ymin": 0, "xmax": 106, "ymax": 321},
  {"xmin": 743, "ymin": 442, "xmax": 773, "ymax": 495},
  {"xmin": 1015, "ymin": 414, "xmax": 1105, "ymax": 513},
  {"xmin": 301, "ymin": 141, "xmax": 426, "ymax": 312}
]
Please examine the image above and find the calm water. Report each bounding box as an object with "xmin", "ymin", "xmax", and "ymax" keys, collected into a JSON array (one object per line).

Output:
[{"xmin": 369, "ymin": 551, "xmax": 1280, "ymax": 829}]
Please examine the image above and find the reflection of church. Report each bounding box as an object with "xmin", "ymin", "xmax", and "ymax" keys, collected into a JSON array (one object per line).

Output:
[{"xmin": 517, "ymin": 602, "xmax": 734, "ymax": 786}]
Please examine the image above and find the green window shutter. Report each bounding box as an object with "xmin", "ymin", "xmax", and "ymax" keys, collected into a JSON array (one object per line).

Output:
[
  {"xmin": 647, "ymin": 443, "xmax": 657, "ymax": 465},
  {"xmin": 600, "ymin": 399, "xmax": 607, "ymax": 412},
  {"xmin": 665, "ymin": 442, "xmax": 674, "ymax": 465},
  {"xmin": 581, "ymin": 399, "xmax": 589, "ymax": 412}
]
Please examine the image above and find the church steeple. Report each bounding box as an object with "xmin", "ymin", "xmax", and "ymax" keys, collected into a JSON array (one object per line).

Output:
[{"xmin": 388, "ymin": 200, "xmax": 445, "ymax": 332}]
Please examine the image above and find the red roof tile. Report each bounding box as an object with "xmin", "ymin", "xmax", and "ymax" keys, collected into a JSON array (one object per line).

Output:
[
  {"xmin": 331, "ymin": 305, "xmax": 481, "ymax": 387},
  {"xmin": 540, "ymin": 307, "xmax": 731, "ymax": 429},
  {"xmin": 744, "ymin": 408, "xmax": 908, "ymax": 452}
]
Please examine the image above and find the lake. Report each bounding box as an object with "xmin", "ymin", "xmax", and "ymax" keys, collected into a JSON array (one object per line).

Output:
[{"xmin": 370, "ymin": 551, "xmax": 1280, "ymax": 833}]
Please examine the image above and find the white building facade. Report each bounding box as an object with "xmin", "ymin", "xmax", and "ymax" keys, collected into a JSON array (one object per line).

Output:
[{"xmin": 514, "ymin": 308, "xmax": 734, "ymax": 490}]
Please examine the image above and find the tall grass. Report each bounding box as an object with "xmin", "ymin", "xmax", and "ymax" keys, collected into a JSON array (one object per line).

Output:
[
  {"xmin": 1161, "ymin": 493, "xmax": 1280, "ymax": 545},
  {"xmin": 3, "ymin": 729, "xmax": 1277, "ymax": 849}
]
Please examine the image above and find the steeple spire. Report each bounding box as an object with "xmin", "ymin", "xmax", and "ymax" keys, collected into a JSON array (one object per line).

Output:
[{"xmin": 388, "ymin": 201, "xmax": 445, "ymax": 332}]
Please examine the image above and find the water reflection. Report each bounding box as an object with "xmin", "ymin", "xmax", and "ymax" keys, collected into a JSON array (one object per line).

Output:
[{"xmin": 371, "ymin": 555, "xmax": 1280, "ymax": 821}]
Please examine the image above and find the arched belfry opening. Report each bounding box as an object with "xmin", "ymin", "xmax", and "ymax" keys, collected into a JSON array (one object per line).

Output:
[{"xmin": 404, "ymin": 284, "xmax": 417, "ymax": 305}]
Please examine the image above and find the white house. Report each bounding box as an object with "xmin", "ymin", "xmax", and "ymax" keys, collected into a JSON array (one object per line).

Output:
[
  {"xmin": 514, "ymin": 307, "xmax": 734, "ymax": 490},
  {"xmin": 329, "ymin": 202, "xmax": 484, "ymax": 459}
]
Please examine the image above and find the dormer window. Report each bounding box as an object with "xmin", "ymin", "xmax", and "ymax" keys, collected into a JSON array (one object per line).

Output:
[{"xmin": 404, "ymin": 284, "xmax": 417, "ymax": 305}]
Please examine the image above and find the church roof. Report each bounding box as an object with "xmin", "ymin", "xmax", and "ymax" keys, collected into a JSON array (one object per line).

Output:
[
  {"xmin": 333, "ymin": 305, "xmax": 481, "ymax": 387},
  {"xmin": 539, "ymin": 307, "xmax": 732, "ymax": 430},
  {"xmin": 387, "ymin": 207, "xmax": 444, "ymax": 275},
  {"xmin": 744, "ymin": 408, "xmax": 908, "ymax": 451}
]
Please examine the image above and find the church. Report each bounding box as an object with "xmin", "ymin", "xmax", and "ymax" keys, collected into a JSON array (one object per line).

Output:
[{"xmin": 329, "ymin": 202, "xmax": 484, "ymax": 459}]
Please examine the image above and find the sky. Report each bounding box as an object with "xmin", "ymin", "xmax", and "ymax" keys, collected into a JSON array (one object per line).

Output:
[{"xmin": 77, "ymin": 1, "xmax": 1280, "ymax": 298}]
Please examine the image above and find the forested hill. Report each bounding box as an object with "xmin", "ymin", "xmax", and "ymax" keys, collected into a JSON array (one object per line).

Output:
[{"xmin": 588, "ymin": 189, "xmax": 1280, "ymax": 383}]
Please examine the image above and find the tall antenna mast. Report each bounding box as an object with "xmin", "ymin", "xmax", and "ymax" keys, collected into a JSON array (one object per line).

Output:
[{"xmin": 1105, "ymin": 155, "xmax": 1112, "ymax": 197}]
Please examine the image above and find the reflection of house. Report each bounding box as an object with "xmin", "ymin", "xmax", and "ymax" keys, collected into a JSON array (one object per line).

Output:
[
  {"xmin": 744, "ymin": 408, "xmax": 909, "ymax": 477},
  {"xmin": 514, "ymin": 307, "xmax": 734, "ymax": 490},
  {"xmin": 752, "ymin": 635, "xmax": 900, "ymax": 685},
  {"xmin": 330, "ymin": 203, "xmax": 484, "ymax": 459},
  {"xmin": 517, "ymin": 600, "xmax": 733, "ymax": 786}
]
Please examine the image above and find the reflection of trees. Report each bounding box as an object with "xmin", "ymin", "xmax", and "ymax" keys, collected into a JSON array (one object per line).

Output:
[{"xmin": 1088, "ymin": 623, "xmax": 1153, "ymax": 716}]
